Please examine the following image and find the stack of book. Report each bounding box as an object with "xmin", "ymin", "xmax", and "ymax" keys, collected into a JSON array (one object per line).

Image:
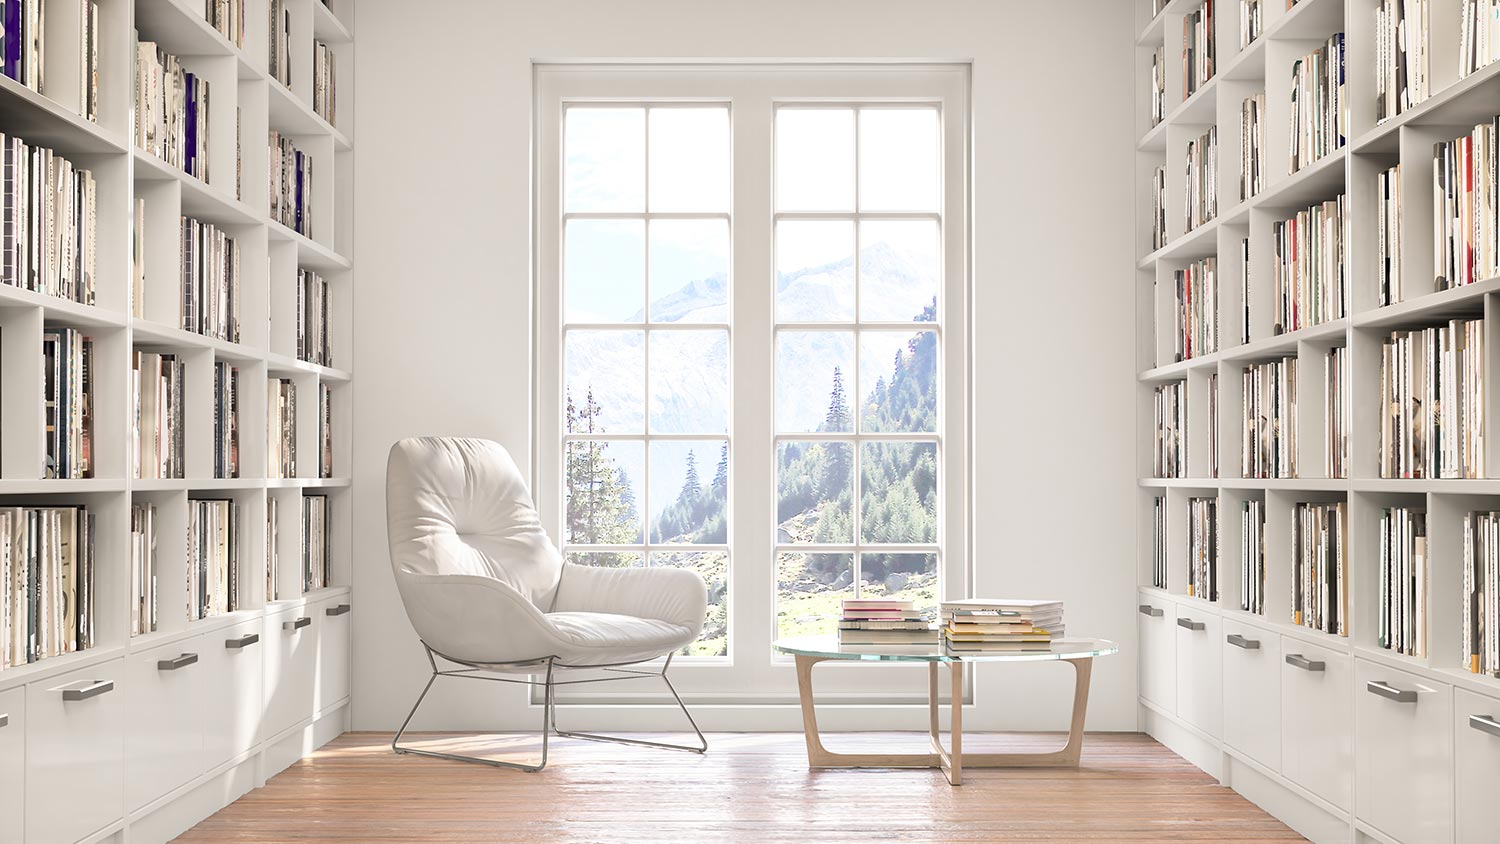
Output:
[
  {"xmin": 269, "ymin": 0, "xmax": 291, "ymax": 87},
  {"xmin": 1378, "ymin": 506, "xmax": 1427, "ymax": 657},
  {"xmin": 205, "ymin": 0, "xmax": 246, "ymax": 48},
  {"xmin": 1434, "ymin": 117, "xmax": 1500, "ymax": 289},
  {"xmin": 299, "ymin": 269, "xmax": 333, "ymax": 365},
  {"xmin": 1377, "ymin": 164, "xmax": 1401, "ymax": 304},
  {"xmin": 1375, "ymin": 0, "xmax": 1429, "ymax": 122},
  {"xmin": 836, "ymin": 598, "xmax": 934, "ymax": 645},
  {"xmin": 1240, "ymin": 499, "xmax": 1265, "ymax": 613},
  {"xmin": 136, "ymin": 42, "xmax": 211, "ymax": 181},
  {"xmin": 1240, "ymin": 356, "xmax": 1296, "ymax": 479},
  {"xmin": 43, "ymin": 328, "xmax": 94, "ymax": 479},
  {"xmin": 131, "ymin": 502, "xmax": 158, "ymax": 636},
  {"xmin": 1239, "ymin": 0, "xmax": 1262, "ymax": 49},
  {"xmin": 181, "ymin": 217, "xmax": 241, "ymax": 341},
  {"xmin": 188, "ymin": 497, "xmax": 238, "ymax": 620},
  {"xmin": 214, "ymin": 361, "xmax": 240, "ymax": 479},
  {"xmin": 269, "ymin": 378, "xmax": 297, "ymax": 478},
  {"xmin": 1, "ymin": 136, "xmax": 99, "ymax": 305},
  {"xmin": 1184, "ymin": 126, "xmax": 1216, "ymax": 232},
  {"xmin": 270, "ymin": 131, "xmax": 312, "ymax": 236},
  {"xmin": 1150, "ymin": 46, "xmax": 1165, "ymax": 128},
  {"xmin": 1461, "ymin": 0, "xmax": 1500, "ymax": 78},
  {"xmin": 1293, "ymin": 500, "xmax": 1347, "ymax": 635},
  {"xmin": 1152, "ymin": 496, "xmax": 1168, "ymax": 589},
  {"xmin": 1288, "ymin": 34, "xmax": 1347, "ymax": 174},
  {"xmin": 941, "ymin": 600, "xmax": 1063, "ymax": 654},
  {"xmin": 0, "ymin": 504, "xmax": 96, "ymax": 667},
  {"xmin": 1151, "ymin": 165, "xmax": 1167, "ymax": 250},
  {"xmin": 133, "ymin": 351, "xmax": 185, "ymax": 479},
  {"xmin": 303, "ymin": 495, "xmax": 331, "ymax": 592},
  {"xmin": 1272, "ymin": 195, "xmax": 1347, "ymax": 333},
  {"xmin": 1182, "ymin": 1, "xmax": 1214, "ymax": 99},
  {"xmin": 1379, "ymin": 320, "xmax": 1486, "ymax": 479},
  {"xmin": 1463, "ymin": 510, "xmax": 1499, "ymax": 676},
  {"xmin": 314, "ymin": 41, "xmax": 337, "ymax": 124},
  {"xmin": 1153, "ymin": 381, "xmax": 1184, "ymax": 478},
  {"xmin": 1240, "ymin": 93, "xmax": 1264, "ymax": 201},
  {"xmin": 1325, "ymin": 345, "xmax": 1348, "ymax": 478},
  {"xmin": 1188, "ymin": 496, "xmax": 1218, "ymax": 601},
  {"xmin": 1174, "ymin": 257, "xmax": 1218, "ymax": 360}
]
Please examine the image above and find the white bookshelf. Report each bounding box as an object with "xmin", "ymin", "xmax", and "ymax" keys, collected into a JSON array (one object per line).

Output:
[
  {"xmin": 1136, "ymin": 1, "xmax": 1500, "ymax": 843},
  {"xmin": 0, "ymin": 1, "xmax": 354, "ymax": 842}
]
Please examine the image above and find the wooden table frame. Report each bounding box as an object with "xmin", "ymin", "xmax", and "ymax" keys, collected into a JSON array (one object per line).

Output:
[{"xmin": 793, "ymin": 654, "xmax": 1094, "ymax": 785}]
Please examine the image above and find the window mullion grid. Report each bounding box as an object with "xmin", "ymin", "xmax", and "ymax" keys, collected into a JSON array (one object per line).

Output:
[
  {"xmin": 850, "ymin": 106, "xmax": 862, "ymax": 599},
  {"xmin": 642, "ymin": 105, "xmax": 652, "ymax": 563}
]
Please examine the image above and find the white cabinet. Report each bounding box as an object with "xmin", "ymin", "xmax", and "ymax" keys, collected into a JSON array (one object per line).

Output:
[
  {"xmin": 317, "ymin": 599, "xmax": 351, "ymax": 711},
  {"xmin": 1355, "ymin": 660, "xmax": 1453, "ymax": 844},
  {"xmin": 26, "ymin": 660, "xmax": 126, "ymax": 844},
  {"xmin": 1222, "ymin": 620, "xmax": 1279, "ymax": 770},
  {"xmin": 200, "ymin": 620, "xmax": 266, "ymax": 767},
  {"xmin": 0, "ymin": 686, "xmax": 24, "ymax": 844},
  {"xmin": 1279, "ymin": 637, "xmax": 1352, "ymax": 811},
  {"xmin": 1138, "ymin": 594, "xmax": 1176, "ymax": 710},
  {"xmin": 1455, "ymin": 687, "xmax": 1500, "ymax": 844},
  {"xmin": 126, "ymin": 639, "xmax": 209, "ymax": 811},
  {"xmin": 1173, "ymin": 608, "xmax": 1221, "ymax": 737},
  {"xmin": 263, "ymin": 604, "xmax": 318, "ymax": 740}
]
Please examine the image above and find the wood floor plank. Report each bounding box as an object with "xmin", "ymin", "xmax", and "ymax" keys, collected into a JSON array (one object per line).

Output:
[{"xmin": 173, "ymin": 732, "xmax": 1308, "ymax": 843}]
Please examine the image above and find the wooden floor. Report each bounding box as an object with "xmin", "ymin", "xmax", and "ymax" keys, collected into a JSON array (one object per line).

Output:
[{"xmin": 175, "ymin": 731, "xmax": 1307, "ymax": 843}]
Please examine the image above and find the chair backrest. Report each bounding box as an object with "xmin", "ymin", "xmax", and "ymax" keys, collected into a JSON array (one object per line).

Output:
[{"xmin": 386, "ymin": 437, "xmax": 564, "ymax": 612}]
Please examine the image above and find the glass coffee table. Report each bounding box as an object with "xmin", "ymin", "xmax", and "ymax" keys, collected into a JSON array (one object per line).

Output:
[{"xmin": 774, "ymin": 635, "xmax": 1119, "ymax": 785}]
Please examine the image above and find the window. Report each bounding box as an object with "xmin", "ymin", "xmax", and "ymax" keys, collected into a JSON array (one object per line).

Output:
[{"xmin": 536, "ymin": 65, "xmax": 967, "ymax": 701}]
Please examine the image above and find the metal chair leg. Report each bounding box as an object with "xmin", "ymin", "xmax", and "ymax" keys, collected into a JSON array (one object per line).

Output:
[
  {"xmin": 392, "ymin": 656, "xmax": 555, "ymax": 772},
  {"xmin": 549, "ymin": 654, "xmax": 708, "ymax": 754}
]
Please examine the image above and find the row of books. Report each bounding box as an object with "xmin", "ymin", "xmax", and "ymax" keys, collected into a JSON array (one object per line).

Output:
[
  {"xmin": 1463, "ymin": 510, "xmax": 1500, "ymax": 676},
  {"xmin": 269, "ymin": 0, "xmax": 291, "ymax": 88},
  {"xmin": 188, "ymin": 497, "xmax": 239, "ymax": 620},
  {"xmin": 131, "ymin": 501, "xmax": 158, "ymax": 636},
  {"xmin": 1376, "ymin": 164, "xmax": 1402, "ymax": 305},
  {"xmin": 214, "ymin": 361, "xmax": 240, "ymax": 479},
  {"xmin": 1240, "ymin": 93, "xmax": 1264, "ymax": 202},
  {"xmin": 1152, "ymin": 495, "xmax": 1168, "ymax": 589},
  {"xmin": 205, "ymin": 0, "xmax": 246, "ymax": 49},
  {"xmin": 1288, "ymin": 34, "xmax": 1347, "ymax": 175},
  {"xmin": 1, "ymin": 0, "xmax": 44, "ymax": 94},
  {"xmin": 1238, "ymin": 236, "xmax": 1251, "ymax": 344},
  {"xmin": 1241, "ymin": 356, "xmax": 1296, "ymax": 479},
  {"xmin": 270, "ymin": 131, "xmax": 312, "ymax": 236},
  {"xmin": 1325, "ymin": 345, "xmax": 1349, "ymax": 478},
  {"xmin": 136, "ymin": 41, "xmax": 211, "ymax": 182},
  {"xmin": 314, "ymin": 41, "xmax": 337, "ymax": 125},
  {"xmin": 1293, "ymin": 500, "xmax": 1346, "ymax": 635},
  {"xmin": 1183, "ymin": 1, "xmax": 1214, "ymax": 99},
  {"xmin": 1434, "ymin": 118, "xmax": 1500, "ymax": 290},
  {"xmin": 1151, "ymin": 165, "xmax": 1167, "ymax": 251},
  {"xmin": 1239, "ymin": 0, "xmax": 1262, "ymax": 50},
  {"xmin": 2, "ymin": 135, "xmax": 99, "ymax": 306},
  {"xmin": 1188, "ymin": 496, "xmax": 1218, "ymax": 601},
  {"xmin": 836, "ymin": 598, "xmax": 932, "ymax": 644},
  {"xmin": 1153, "ymin": 380, "xmax": 1184, "ymax": 478},
  {"xmin": 299, "ymin": 269, "xmax": 333, "ymax": 366},
  {"xmin": 1375, "ymin": 0, "xmax": 1430, "ymax": 123},
  {"xmin": 1379, "ymin": 319, "xmax": 1486, "ymax": 480},
  {"xmin": 1151, "ymin": 46, "xmax": 1166, "ymax": 128},
  {"xmin": 0, "ymin": 505, "xmax": 95, "ymax": 668},
  {"xmin": 44, "ymin": 328, "xmax": 93, "ymax": 479},
  {"xmin": 1272, "ymin": 195, "xmax": 1347, "ymax": 333},
  {"xmin": 133, "ymin": 351, "xmax": 185, "ymax": 480},
  {"xmin": 942, "ymin": 599, "xmax": 1062, "ymax": 654},
  {"xmin": 1240, "ymin": 499, "xmax": 1266, "ymax": 613},
  {"xmin": 1174, "ymin": 257, "xmax": 1218, "ymax": 360},
  {"xmin": 318, "ymin": 382, "xmax": 333, "ymax": 478},
  {"xmin": 181, "ymin": 216, "xmax": 241, "ymax": 342},
  {"xmin": 1184, "ymin": 126, "xmax": 1217, "ymax": 232},
  {"xmin": 267, "ymin": 494, "xmax": 280, "ymax": 600},
  {"xmin": 1378, "ymin": 506, "xmax": 1427, "ymax": 657},
  {"xmin": 1460, "ymin": 0, "xmax": 1500, "ymax": 80},
  {"xmin": 269, "ymin": 377, "xmax": 297, "ymax": 478}
]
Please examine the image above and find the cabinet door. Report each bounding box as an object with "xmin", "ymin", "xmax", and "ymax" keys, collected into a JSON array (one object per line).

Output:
[
  {"xmin": 1355, "ymin": 660, "xmax": 1453, "ymax": 844},
  {"xmin": 317, "ymin": 599, "xmax": 351, "ymax": 711},
  {"xmin": 1279, "ymin": 637, "xmax": 1352, "ymax": 810},
  {"xmin": 200, "ymin": 620, "xmax": 265, "ymax": 766},
  {"xmin": 264, "ymin": 605, "xmax": 318, "ymax": 740},
  {"xmin": 1456, "ymin": 687, "xmax": 1500, "ymax": 844},
  {"xmin": 126, "ymin": 638, "xmax": 208, "ymax": 811},
  {"xmin": 1138, "ymin": 595, "xmax": 1176, "ymax": 710},
  {"xmin": 1173, "ymin": 609, "xmax": 1221, "ymax": 737},
  {"xmin": 0, "ymin": 687, "xmax": 23, "ymax": 844},
  {"xmin": 1222, "ymin": 620, "xmax": 1279, "ymax": 770},
  {"xmin": 26, "ymin": 661, "xmax": 126, "ymax": 844}
]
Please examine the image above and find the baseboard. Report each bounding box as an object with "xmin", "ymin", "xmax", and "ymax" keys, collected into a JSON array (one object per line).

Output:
[
  {"xmin": 1138, "ymin": 703, "xmax": 1222, "ymax": 779},
  {"xmin": 1223, "ymin": 753, "xmax": 1351, "ymax": 844},
  {"xmin": 129, "ymin": 758, "xmax": 260, "ymax": 844}
]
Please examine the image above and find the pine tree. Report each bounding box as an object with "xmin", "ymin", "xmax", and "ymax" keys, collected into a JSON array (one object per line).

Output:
[
  {"xmin": 821, "ymin": 366, "xmax": 851, "ymax": 432},
  {"xmin": 713, "ymin": 443, "xmax": 728, "ymax": 493},
  {"xmin": 563, "ymin": 388, "xmax": 640, "ymax": 550},
  {"xmin": 681, "ymin": 450, "xmax": 701, "ymax": 501}
]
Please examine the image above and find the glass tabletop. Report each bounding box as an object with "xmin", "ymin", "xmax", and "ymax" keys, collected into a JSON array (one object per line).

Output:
[{"xmin": 774, "ymin": 635, "xmax": 1119, "ymax": 663}]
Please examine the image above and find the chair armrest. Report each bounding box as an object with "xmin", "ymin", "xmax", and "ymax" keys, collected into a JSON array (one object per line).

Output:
[
  {"xmin": 551, "ymin": 563, "xmax": 707, "ymax": 634},
  {"xmin": 395, "ymin": 572, "xmax": 560, "ymax": 665}
]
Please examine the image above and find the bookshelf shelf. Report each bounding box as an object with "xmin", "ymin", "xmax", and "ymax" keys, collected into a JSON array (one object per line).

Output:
[{"xmin": 0, "ymin": 74, "xmax": 129, "ymax": 154}]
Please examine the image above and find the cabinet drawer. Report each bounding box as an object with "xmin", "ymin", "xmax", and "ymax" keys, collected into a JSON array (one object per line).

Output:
[
  {"xmin": 126, "ymin": 639, "xmax": 209, "ymax": 811},
  {"xmin": 1279, "ymin": 638, "xmax": 1352, "ymax": 810},
  {"xmin": 0, "ymin": 687, "xmax": 23, "ymax": 844},
  {"xmin": 263, "ymin": 605, "xmax": 318, "ymax": 740},
  {"xmin": 1222, "ymin": 620, "xmax": 1279, "ymax": 770},
  {"xmin": 1456, "ymin": 687, "xmax": 1500, "ymax": 844},
  {"xmin": 1355, "ymin": 660, "xmax": 1452, "ymax": 844},
  {"xmin": 26, "ymin": 661, "xmax": 125, "ymax": 844},
  {"xmin": 1138, "ymin": 595, "xmax": 1175, "ymax": 710},
  {"xmin": 1173, "ymin": 609, "xmax": 1221, "ymax": 737},
  {"xmin": 317, "ymin": 599, "xmax": 351, "ymax": 710},
  {"xmin": 201, "ymin": 620, "xmax": 265, "ymax": 767}
]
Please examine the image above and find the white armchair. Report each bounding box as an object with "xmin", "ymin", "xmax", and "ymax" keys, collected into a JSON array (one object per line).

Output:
[{"xmin": 386, "ymin": 436, "xmax": 708, "ymax": 771}]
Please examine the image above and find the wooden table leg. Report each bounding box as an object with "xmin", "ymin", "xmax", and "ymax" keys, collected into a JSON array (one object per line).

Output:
[
  {"xmin": 796, "ymin": 654, "xmax": 939, "ymax": 770},
  {"xmin": 947, "ymin": 661, "xmax": 963, "ymax": 785},
  {"xmin": 958, "ymin": 656, "xmax": 1095, "ymax": 769}
]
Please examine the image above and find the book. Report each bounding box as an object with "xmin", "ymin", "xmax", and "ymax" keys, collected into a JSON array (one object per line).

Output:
[
  {"xmin": 303, "ymin": 494, "xmax": 330, "ymax": 592},
  {"xmin": 269, "ymin": 377, "xmax": 297, "ymax": 478},
  {"xmin": 1292, "ymin": 500, "xmax": 1347, "ymax": 636},
  {"xmin": 1463, "ymin": 510, "xmax": 1500, "ymax": 676},
  {"xmin": 136, "ymin": 40, "xmax": 211, "ymax": 182},
  {"xmin": 1241, "ymin": 356, "xmax": 1296, "ymax": 479},
  {"xmin": 1433, "ymin": 116, "xmax": 1500, "ymax": 289},
  {"xmin": 180, "ymin": 216, "xmax": 241, "ymax": 342},
  {"xmin": 204, "ymin": 0, "xmax": 245, "ymax": 48},
  {"xmin": 1325, "ymin": 345, "xmax": 1348, "ymax": 478},
  {"xmin": 42, "ymin": 328, "xmax": 93, "ymax": 479},
  {"xmin": 1, "ymin": 0, "xmax": 43, "ymax": 93},
  {"xmin": 270, "ymin": 131, "xmax": 313, "ymax": 237},
  {"xmin": 1376, "ymin": 0, "xmax": 1429, "ymax": 122},
  {"xmin": 1272, "ymin": 195, "xmax": 1347, "ymax": 333},
  {"xmin": 1239, "ymin": 0, "xmax": 1262, "ymax": 50},
  {"xmin": 0, "ymin": 505, "xmax": 94, "ymax": 667},
  {"xmin": 1174, "ymin": 257, "xmax": 1217, "ymax": 360},
  {"xmin": 1154, "ymin": 381, "xmax": 1184, "ymax": 478},
  {"xmin": 269, "ymin": 0, "xmax": 291, "ymax": 87},
  {"xmin": 314, "ymin": 40, "xmax": 337, "ymax": 125},
  {"xmin": 1209, "ymin": 372, "xmax": 1220, "ymax": 478},
  {"xmin": 266, "ymin": 495, "xmax": 279, "ymax": 602},
  {"xmin": 1151, "ymin": 165, "xmax": 1167, "ymax": 251},
  {"xmin": 131, "ymin": 502, "xmax": 157, "ymax": 636},
  {"xmin": 1241, "ymin": 93, "xmax": 1264, "ymax": 201},
  {"xmin": 1184, "ymin": 125, "xmax": 1217, "ymax": 232},
  {"xmin": 299, "ymin": 269, "xmax": 333, "ymax": 365},
  {"xmin": 0, "ymin": 134, "xmax": 98, "ymax": 306},
  {"xmin": 1377, "ymin": 164, "xmax": 1401, "ymax": 304},
  {"xmin": 319, "ymin": 383, "xmax": 333, "ymax": 478},
  {"xmin": 1241, "ymin": 499, "xmax": 1265, "ymax": 614},
  {"xmin": 188, "ymin": 498, "xmax": 238, "ymax": 619},
  {"xmin": 132, "ymin": 351, "xmax": 185, "ymax": 479},
  {"xmin": 1150, "ymin": 46, "xmax": 1166, "ymax": 128},
  {"xmin": 1188, "ymin": 496, "xmax": 1218, "ymax": 601},
  {"xmin": 1378, "ymin": 319, "xmax": 1485, "ymax": 479},
  {"xmin": 1378, "ymin": 506, "xmax": 1427, "ymax": 657},
  {"xmin": 1183, "ymin": 1, "xmax": 1215, "ymax": 99},
  {"xmin": 1460, "ymin": 0, "xmax": 1500, "ymax": 79},
  {"xmin": 214, "ymin": 361, "xmax": 240, "ymax": 479},
  {"xmin": 1288, "ymin": 34, "xmax": 1347, "ymax": 174},
  {"xmin": 1153, "ymin": 495, "xmax": 1168, "ymax": 589},
  {"xmin": 940, "ymin": 599, "xmax": 1064, "ymax": 653}
]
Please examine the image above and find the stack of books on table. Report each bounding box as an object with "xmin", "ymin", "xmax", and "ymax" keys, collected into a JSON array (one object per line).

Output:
[
  {"xmin": 837, "ymin": 599, "xmax": 936, "ymax": 645},
  {"xmin": 941, "ymin": 599, "xmax": 1064, "ymax": 654}
]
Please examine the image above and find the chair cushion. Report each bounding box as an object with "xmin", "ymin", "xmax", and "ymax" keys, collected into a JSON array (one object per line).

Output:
[{"xmin": 544, "ymin": 611, "xmax": 698, "ymax": 666}]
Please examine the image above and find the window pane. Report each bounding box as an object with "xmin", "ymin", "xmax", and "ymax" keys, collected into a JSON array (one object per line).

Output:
[
  {"xmin": 565, "ymin": 107, "xmax": 644, "ymax": 212},
  {"xmin": 858, "ymin": 553, "xmax": 938, "ymax": 614},
  {"xmin": 860, "ymin": 442, "xmax": 938, "ymax": 543},
  {"xmin": 565, "ymin": 330, "xmax": 644, "ymax": 433},
  {"xmin": 648, "ymin": 330, "xmax": 728, "ymax": 433},
  {"xmin": 651, "ymin": 550, "xmax": 728, "ymax": 656},
  {"xmin": 777, "ymin": 551, "xmax": 853, "ymax": 640},
  {"xmin": 859, "ymin": 330, "xmax": 937, "ymax": 433},
  {"xmin": 649, "ymin": 107, "xmax": 730, "ymax": 212},
  {"xmin": 648, "ymin": 440, "xmax": 728, "ymax": 544},
  {"xmin": 567, "ymin": 551, "xmax": 643, "ymax": 567},
  {"xmin": 859, "ymin": 220, "xmax": 939, "ymax": 323},
  {"xmin": 776, "ymin": 441, "xmax": 853, "ymax": 544},
  {"xmin": 859, "ymin": 109, "xmax": 940, "ymax": 212},
  {"xmin": 649, "ymin": 219, "xmax": 729, "ymax": 323},
  {"xmin": 775, "ymin": 109, "xmax": 854, "ymax": 211},
  {"xmin": 565, "ymin": 219, "xmax": 644, "ymax": 323},
  {"xmin": 776, "ymin": 331, "xmax": 854, "ymax": 433},
  {"xmin": 564, "ymin": 440, "xmax": 644, "ymax": 545},
  {"xmin": 775, "ymin": 220, "xmax": 854, "ymax": 322}
]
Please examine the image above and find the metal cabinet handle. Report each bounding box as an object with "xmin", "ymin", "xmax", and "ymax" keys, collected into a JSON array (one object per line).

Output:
[
  {"xmin": 1285, "ymin": 654, "xmax": 1325, "ymax": 672},
  {"xmin": 1470, "ymin": 714, "xmax": 1500, "ymax": 738},
  {"xmin": 158, "ymin": 653, "xmax": 199, "ymax": 671},
  {"xmin": 0, "ymin": 713, "xmax": 8, "ymax": 728},
  {"xmin": 1138, "ymin": 604, "xmax": 1163, "ymax": 618},
  {"xmin": 1176, "ymin": 617, "xmax": 1206, "ymax": 631},
  {"xmin": 1226, "ymin": 633, "xmax": 1260, "ymax": 649},
  {"xmin": 1366, "ymin": 680, "xmax": 1418, "ymax": 703},
  {"xmin": 62, "ymin": 680, "xmax": 114, "ymax": 701},
  {"xmin": 326, "ymin": 603, "xmax": 351, "ymax": 617},
  {"xmin": 284, "ymin": 616, "xmax": 312, "ymax": 631},
  {"xmin": 226, "ymin": 633, "xmax": 260, "ymax": 649}
]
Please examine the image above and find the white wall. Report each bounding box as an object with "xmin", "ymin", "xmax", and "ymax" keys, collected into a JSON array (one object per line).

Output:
[{"xmin": 352, "ymin": 0, "xmax": 1137, "ymax": 732}]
